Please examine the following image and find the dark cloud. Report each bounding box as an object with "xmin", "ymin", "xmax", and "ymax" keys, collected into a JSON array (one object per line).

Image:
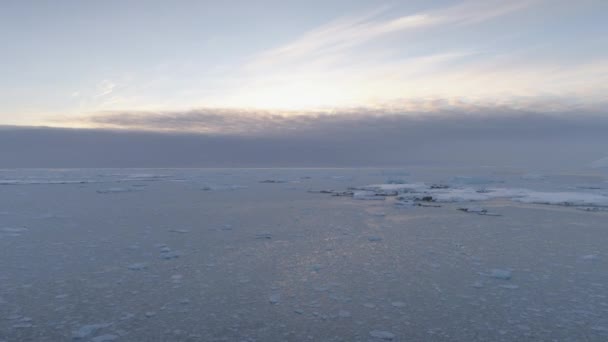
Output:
[{"xmin": 3, "ymin": 109, "xmax": 608, "ymax": 168}]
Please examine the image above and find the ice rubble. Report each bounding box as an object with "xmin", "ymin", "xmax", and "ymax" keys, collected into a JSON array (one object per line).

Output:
[{"xmin": 312, "ymin": 181, "xmax": 608, "ymax": 209}]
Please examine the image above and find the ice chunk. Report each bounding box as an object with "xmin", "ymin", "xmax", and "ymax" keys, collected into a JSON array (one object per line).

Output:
[
  {"xmin": 1, "ymin": 227, "xmax": 28, "ymax": 236},
  {"xmin": 160, "ymin": 250, "xmax": 181, "ymax": 260},
  {"xmin": 310, "ymin": 264, "xmax": 323, "ymax": 272},
  {"xmin": 338, "ymin": 310, "xmax": 351, "ymax": 318},
  {"xmin": 72, "ymin": 323, "xmax": 110, "ymax": 339},
  {"xmin": 459, "ymin": 206, "xmax": 486, "ymax": 213},
  {"xmin": 1, "ymin": 227, "xmax": 28, "ymax": 233},
  {"xmin": 127, "ymin": 263, "xmax": 148, "ymax": 271},
  {"xmin": 471, "ymin": 281, "xmax": 484, "ymax": 288},
  {"xmin": 489, "ymin": 269, "xmax": 512, "ymax": 280},
  {"xmin": 590, "ymin": 156, "xmax": 608, "ymax": 169},
  {"xmin": 169, "ymin": 229, "xmax": 189, "ymax": 234},
  {"xmin": 255, "ymin": 232, "xmax": 273, "ymax": 239},
  {"xmin": 201, "ymin": 184, "xmax": 247, "ymax": 191},
  {"xmin": 581, "ymin": 254, "xmax": 600, "ymax": 261},
  {"xmin": 512, "ymin": 190, "xmax": 608, "ymax": 207},
  {"xmin": 91, "ymin": 335, "xmax": 118, "ymax": 342},
  {"xmin": 96, "ymin": 187, "xmax": 133, "ymax": 194},
  {"xmin": 369, "ymin": 330, "xmax": 396, "ymax": 340},
  {"xmin": 451, "ymin": 176, "xmax": 502, "ymax": 185},
  {"xmin": 269, "ymin": 293, "xmax": 281, "ymax": 305},
  {"xmin": 353, "ymin": 191, "xmax": 385, "ymax": 200}
]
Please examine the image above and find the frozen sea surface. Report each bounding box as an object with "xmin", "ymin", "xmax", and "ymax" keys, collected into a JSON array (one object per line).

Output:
[{"xmin": 1, "ymin": 167, "xmax": 607, "ymax": 341}]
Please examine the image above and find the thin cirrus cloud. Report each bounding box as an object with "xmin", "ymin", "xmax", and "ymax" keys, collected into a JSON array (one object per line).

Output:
[
  {"xmin": 198, "ymin": 0, "xmax": 606, "ymax": 112},
  {"xmin": 246, "ymin": 0, "xmax": 536, "ymax": 70},
  {"xmin": 65, "ymin": 0, "xmax": 552, "ymax": 116}
]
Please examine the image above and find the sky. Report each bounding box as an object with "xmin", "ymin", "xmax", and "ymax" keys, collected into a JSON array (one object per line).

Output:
[
  {"xmin": 1, "ymin": 0, "xmax": 607, "ymax": 167},
  {"xmin": 2, "ymin": 0, "xmax": 607, "ymax": 127}
]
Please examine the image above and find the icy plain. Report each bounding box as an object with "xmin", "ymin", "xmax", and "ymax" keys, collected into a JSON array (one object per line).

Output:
[{"xmin": 1, "ymin": 167, "xmax": 607, "ymax": 341}]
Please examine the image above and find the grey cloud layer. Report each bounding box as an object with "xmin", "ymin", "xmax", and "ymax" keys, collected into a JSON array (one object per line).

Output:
[{"xmin": 3, "ymin": 109, "xmax": 607, "ymax": 168}]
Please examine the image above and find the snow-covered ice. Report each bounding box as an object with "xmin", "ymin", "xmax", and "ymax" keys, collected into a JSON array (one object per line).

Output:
[{"xmin": 1, "ymin": 167, "xmax": 607, "ymax": 341}]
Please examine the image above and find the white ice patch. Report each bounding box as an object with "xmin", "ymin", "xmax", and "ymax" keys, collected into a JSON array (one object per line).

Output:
[{"xmin": 356, "ymin": 183, "xmax": 608, "ymax": 208}]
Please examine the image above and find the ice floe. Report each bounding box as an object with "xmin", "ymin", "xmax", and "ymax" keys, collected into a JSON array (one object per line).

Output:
[{"xmin": 312, "ymin": 180, "xmax": 608, "ymax": 209}]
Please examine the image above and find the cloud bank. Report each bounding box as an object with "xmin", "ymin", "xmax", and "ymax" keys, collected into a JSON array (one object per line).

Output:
[{"xmin": 4, "ymin": 108, "xmax": 608, "ymax": 169}]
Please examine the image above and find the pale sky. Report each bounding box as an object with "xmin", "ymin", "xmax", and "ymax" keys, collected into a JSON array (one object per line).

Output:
[{"xmin": 1, "ymin": 0, "xmax": 607, "ymax": 129}]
